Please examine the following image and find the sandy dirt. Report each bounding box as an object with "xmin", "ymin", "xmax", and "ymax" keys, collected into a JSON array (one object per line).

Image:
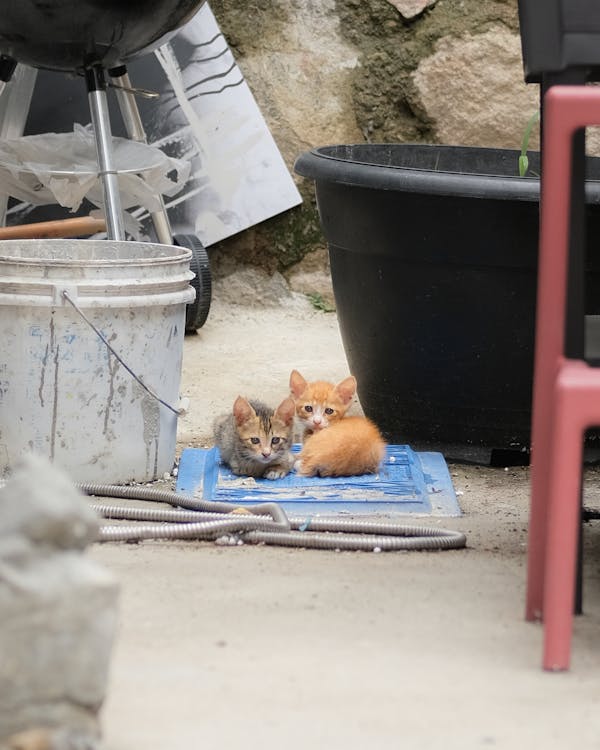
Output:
[{"xmin": 91, "ymin": 294, "xmax": 600, "ymax": 750}]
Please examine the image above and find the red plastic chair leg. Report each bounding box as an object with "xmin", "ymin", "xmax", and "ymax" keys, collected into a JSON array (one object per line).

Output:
[
  {"xmin": 541, "ymin": 362, "xmax": 600, "ymax": 670},
  {"xmin": 541, "ymin": 376, "xmax": 585, "ymax": 669},
  {"xmin": 527, "ymin": 385, "xmax": 555, "ymax": 621}
]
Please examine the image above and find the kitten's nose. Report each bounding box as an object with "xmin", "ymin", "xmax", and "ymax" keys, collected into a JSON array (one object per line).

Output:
[
  {"xmin": 262, "ymin": 450, "xmax": 271, "ymax": 458},
  {"xmin": 313, "ymin": 416, "xmax": 322, "ymax": 425}
]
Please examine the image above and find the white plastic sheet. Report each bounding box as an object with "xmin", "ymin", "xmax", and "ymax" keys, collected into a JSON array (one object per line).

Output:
[{"xmin": 0, "ymin": 123, "xmax": 191, "ymax": 212}]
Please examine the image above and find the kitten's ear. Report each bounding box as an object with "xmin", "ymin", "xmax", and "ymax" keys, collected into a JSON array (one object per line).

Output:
[
  {"xmin": 289, "ymin": 369, "xmax": 307, "ymax": 398},
  {"xmin": 233, "ymin": 396, "xmax": 254, "ymax": 426},
  {"xmin": 275, "ymin": 396, "xmax": 296, "ymax": 426},
  {"xmin": 335, "ymin": 375, "xmax": 357, "ymax": 405}
]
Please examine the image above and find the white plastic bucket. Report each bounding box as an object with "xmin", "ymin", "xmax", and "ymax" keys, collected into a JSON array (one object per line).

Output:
[{"xmin": 0, "ymin": 239, "xmax": 195, "ymax": 483}]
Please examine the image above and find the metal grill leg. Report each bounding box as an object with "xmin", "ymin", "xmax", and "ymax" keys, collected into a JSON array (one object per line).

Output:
[
  {"xmin": 85, "ymin": 66, "xmax": 125, "ymax": 241},
  {"xmin": 109, "ymin": 65, "xmax": 173, "ymax": 245}
]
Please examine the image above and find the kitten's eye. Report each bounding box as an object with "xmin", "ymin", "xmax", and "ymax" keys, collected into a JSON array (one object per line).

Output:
[
  {"xmin": 250, "ymin": 437, "xmax": 260, "ymax": 444},
  {"xmin": 325, "ymin": 408, "xmax": 334, "ymax": 415},
  {"xmin": 271, "ymin": 437, "xmax": 281, "ymax": 445},
  {"xmin": 304, "ymin": 405, "xmax": 313, "ymax": 413}
]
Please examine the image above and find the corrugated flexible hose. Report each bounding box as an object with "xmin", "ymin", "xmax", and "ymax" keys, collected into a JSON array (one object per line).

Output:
[{"xmin": 78, "ymin": 482, "xmax": 467, "ymax": 552}]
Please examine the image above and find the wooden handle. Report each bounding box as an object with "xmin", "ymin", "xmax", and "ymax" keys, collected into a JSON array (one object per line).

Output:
[{"xmin": 0, "ymin": 216, "xmax": 107, "ymax": 240}]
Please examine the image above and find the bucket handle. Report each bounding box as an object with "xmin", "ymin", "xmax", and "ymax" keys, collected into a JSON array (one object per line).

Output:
[{"xmin": 61, "ymin": 290, "xmax": 187, "ymax": 417}]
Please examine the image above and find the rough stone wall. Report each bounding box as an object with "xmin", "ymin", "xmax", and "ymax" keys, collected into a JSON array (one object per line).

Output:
[{"xmin": 207, "ymin": 0, "xmax": 540, "ymax": 281}]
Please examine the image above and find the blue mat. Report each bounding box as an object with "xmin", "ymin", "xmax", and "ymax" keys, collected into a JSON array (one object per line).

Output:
[{"xmin": 176, "ymin": 444, "xmax": 460, "ymax": 516}]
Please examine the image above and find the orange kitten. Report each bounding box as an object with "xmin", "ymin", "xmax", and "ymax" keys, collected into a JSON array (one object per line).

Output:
[
  {"xmin": 289, "ymin": 369, "xmax": 356, "ymax": 438},
  {"xmin": 289, "ymin": 370, "xmax": 387, "ymax": 477}
]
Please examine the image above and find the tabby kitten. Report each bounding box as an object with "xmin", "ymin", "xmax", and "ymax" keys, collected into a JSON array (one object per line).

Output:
[
  {"xmin": 213, "ymin": 396, "xmax": 296, "ymax": 479},
  {"xmin": 289, "ymin": 369, "xmax": 387, "ymax": 477}
]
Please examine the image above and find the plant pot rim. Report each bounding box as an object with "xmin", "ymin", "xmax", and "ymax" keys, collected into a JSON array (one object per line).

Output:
[{"xmin": 295, "ymin": 143, "xmax": 600, "ymax": 203}]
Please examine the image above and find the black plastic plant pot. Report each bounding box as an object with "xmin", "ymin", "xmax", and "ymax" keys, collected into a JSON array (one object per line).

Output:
[{"xmin": 294, "ymin": 144, "xmax": 600, "ymax": 463}]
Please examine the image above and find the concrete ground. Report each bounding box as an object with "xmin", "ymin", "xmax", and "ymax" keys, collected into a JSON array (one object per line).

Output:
[{"xmin": 92, "ymin": 290, "xmax": 600, "ymax": 750}]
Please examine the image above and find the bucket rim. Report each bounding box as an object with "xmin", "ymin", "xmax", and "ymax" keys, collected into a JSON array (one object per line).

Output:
[{"xmin": 0, "ymin": 238, "xmax": 193, "ymax": 266}]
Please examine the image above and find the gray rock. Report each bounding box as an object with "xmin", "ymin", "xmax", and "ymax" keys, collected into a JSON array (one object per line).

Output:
[
  {"xmin": 287, "ymin": 270, "xmax": 335, "ymax": 309},
  {"xmin": 213, "ymin": 267, "xmax": 295, "ymax": 307},
  {"xmin": 0, "ymin": 457, "xmax": 99, "ymax": 559},
  {"xmin": 0, "ymin": 455, "xmax": 118, "ymax": 748}
]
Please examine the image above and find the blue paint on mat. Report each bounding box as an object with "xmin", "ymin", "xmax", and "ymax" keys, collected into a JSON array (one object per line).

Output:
[{"xmin": 176, "ymin": 444, "xmax": 461, "ymax": 516}]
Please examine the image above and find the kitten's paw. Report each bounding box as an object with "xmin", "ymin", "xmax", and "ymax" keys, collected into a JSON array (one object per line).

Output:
[{"xmin": 264, "ymin": 468, "xmax": 289, "ymax": 480}]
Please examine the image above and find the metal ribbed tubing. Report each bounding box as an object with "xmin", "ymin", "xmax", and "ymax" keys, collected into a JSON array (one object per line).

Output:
[
  {"xmin": 243, "ymin": 529, "xmax": 466, "ymax": 551},
  {"xmin": 79, "ymin": 483, "xmax": 289, "ymax": 529},
  {"xmin": 91, "ymin": 503, "xmax": 213, "ymax": 523},
  {"xmin": 89, "ymin": 490, "xmax": 466, "ymax": 551},
  {"xmin": 288, "ymin": 517, "xmax": 463, "ymax": 537},
  {"xmin": 92, "ymin": 501, "xmax": 466, "ymax": 544},
  {"xmin": 79, "ymin": 482, "xmax": 211, "ymax": 509},
  {"xmin": 98, "ymin": 515, "xmax": 282, "ymax": 542}
]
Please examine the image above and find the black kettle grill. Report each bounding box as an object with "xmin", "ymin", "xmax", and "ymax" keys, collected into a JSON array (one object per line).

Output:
[
  {"xmin": 0, "ymin": 0, "xmax": 205, "ymax": 241},
  {"xmin": 0, "ymin": 0, "xmax": 211, "ymax": 330}
]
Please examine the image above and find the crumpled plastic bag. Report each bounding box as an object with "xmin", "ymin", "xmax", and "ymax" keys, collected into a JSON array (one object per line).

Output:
[{"xmin": 0, "ymin": 123, "xmax": 191, "ymax": 213}]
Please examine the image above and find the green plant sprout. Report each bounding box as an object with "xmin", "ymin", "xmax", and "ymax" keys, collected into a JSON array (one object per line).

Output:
[
  {"xmin": 306, "ymin": 292, "xmax": 336, "ymax": 313},
  {"xmin": 519, "ymin": 109, "xmax": 540, "ymax": 177}
]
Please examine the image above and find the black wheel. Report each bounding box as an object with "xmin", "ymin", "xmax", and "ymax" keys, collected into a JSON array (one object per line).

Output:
[{"xmin": 173, "ymin": 233, "xmax": 212, "ymax": 332}]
